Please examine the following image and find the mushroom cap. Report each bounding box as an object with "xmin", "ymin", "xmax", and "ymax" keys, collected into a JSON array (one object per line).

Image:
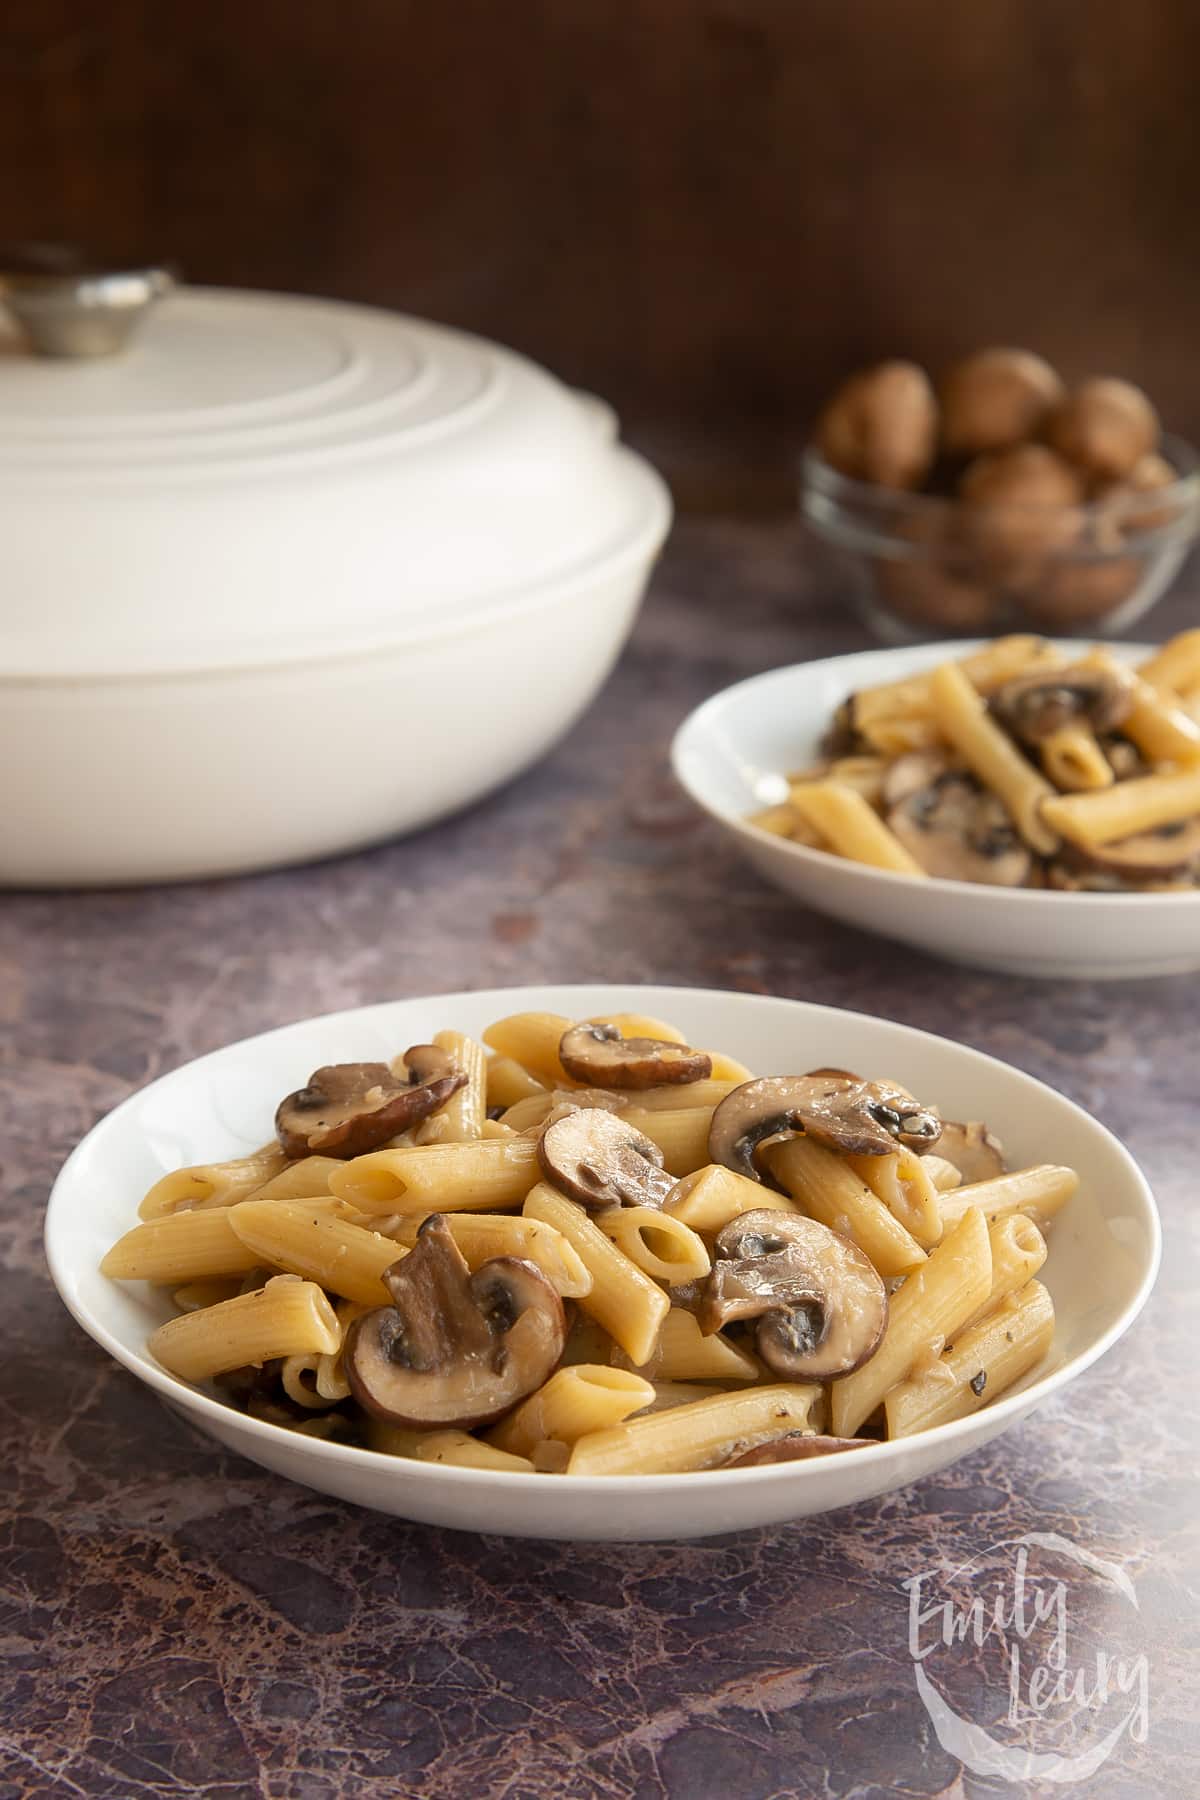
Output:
[
  {"xmin": 990, "ymin": 665, "xmax": 1131, "ymax": 744},
  {"xmin": 931, "ymin": 1120, "xmax": 1006, "ymax": 1183},
  {"xmin": 558, "ymin": 1022, "xmax": 712, "ymax": 1090},
  {"xmin": 1049, "ymin": 820, "xmax": 1200, "ymax": 884},
  {"xmin": 537, "ymin": 1105, "xmax": 675, "ymax": 1209},
  {"xmin": 885, "ymin": 768, "xmax": 1032, "ymax": 887},
  {"xmin": 344, "ymin": 1215, "xmax": 565, "ymax": 1429},
  {"xmin": 722, "ymin": 1432, "xmax": 875, "ymax": 1467},
  {"xmin": 275, "ymin": 1047, "xmax": 467, "ymax": 1159},
  {"xmin": 708, "ymin": 1074, "xmax": 942, "ymax": 1179},
  {"xmin": 700, "ymin": 1209, "xmax": 888, "ymax": 1382}
]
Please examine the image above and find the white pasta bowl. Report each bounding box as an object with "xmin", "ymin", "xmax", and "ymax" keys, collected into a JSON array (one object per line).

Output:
[
  {"xmin": 671, "ymin": 641, "xmax": 1200, "ymax": 979},
  {"xmin": 45, "ymin": 985, "xmax": 1159, "ymax": 1541}
]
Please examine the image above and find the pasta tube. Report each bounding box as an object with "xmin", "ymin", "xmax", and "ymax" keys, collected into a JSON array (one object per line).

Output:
[
  {"xmin": 830, "ymin": 1206, "xmax": 993, "ymax": 1437},
  {"xmin": 523, "ymin": 1183, "xmax": 669, "ymax": 1365},
  {"xmin": 484, "ymin": 1056, "xmax": 547, "ymax": 1109},
  {"xmin": 788, "ymin": 781, "xmax": 927, "ymax": 876},
  {"xmin": 229, "ymin": 1199, "xmax": 405, "ymax": 1306},
  {"xmin": 244, "ymin": 1155, "xmax": 343, "ymax": 1204},
  {"xmin": 138, "ymin": 1143, "xmax": 288, "ymax": 1220},
  {"xmin": 852, "ymin": 636, "xmax": 1056, "ymax": 726},
  {"xmin": 666, "ymin": 1162, "xmax": 799, "ymax": 1233},
  {"xmin": 929, "ymin": 661, "xmax": 1059, "ymax": 854},
  {"xmin": 482, "ymin": 1012, "xmax": 575, "ymax": 1085},
  {"xmin": 1138, "ymin": 630, "xmax": 1200, "ymax": 695},
  {"xmin": 884, "ymin": 1280, "xmax": 1054, "ymax": 1437},
  {"xmin": 330, "ymin": 1137, "xmax": 540, "ymax": 1213},
  {"xmin": 1040, "ymin": 766, "xmax": 1200, "ymax": 847},
  {"xmin": 764, "ymin": 1136, "xmax": 927, "ymax": 1277},
  {"xmin": 390, "ymin": 1211, "xmax": 593, "ymax": 1298},
  {"xmin": 845, "ymin": 1149, "xmax": 942, "ymax": 1249},
  {"xmin": 1039, "ymin": 723, "xmax": 1114, "ymax": 792},
  {"xmin": 102, "ymin": 1207, "xmax": 261, "ymax": 1284},
  {"xmin": 595, "ymin": 1206, "xmax": 711, "ymax": 1284},
  {"xmin": 567, "ymin": 1384, "xmax": 820, "ymax": 1475},
  {"xmin": 622, "ymin": 1106, "xmax": 714, "ymax": 1177},
  {"xmin": 620, "ymin": 1308, "xmax": 760, "ymax": 1382},
  {"xmin": 488, "ymin": 1365, "xmax": 655, "ymax": 1456},
  {"xmin": 1082, "ymin": 649, "xmax": 1200, "ymax": 766},
  {"xmin": 937, "ymin": 1164, "xmax": 1078, "ymax": 1229},
  {"xmin": 148, "ymin": 1275, "xmax": 339, "ymax": 1383}
]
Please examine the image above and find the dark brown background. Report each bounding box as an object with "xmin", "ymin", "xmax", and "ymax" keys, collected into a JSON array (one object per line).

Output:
[{"xmin": 3, "ymin": 0, "xmax": 1198, "ymax": 504}]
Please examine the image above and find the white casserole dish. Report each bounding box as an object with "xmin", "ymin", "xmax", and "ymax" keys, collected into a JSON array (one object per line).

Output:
[{"xmin": 0, "ymin": 287, "xmax": 671, "ymax": 885}]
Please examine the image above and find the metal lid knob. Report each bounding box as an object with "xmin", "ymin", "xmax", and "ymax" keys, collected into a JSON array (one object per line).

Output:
[{"xmin": 0, "ymin": 244, "xmax": 176, "ymax": 357}]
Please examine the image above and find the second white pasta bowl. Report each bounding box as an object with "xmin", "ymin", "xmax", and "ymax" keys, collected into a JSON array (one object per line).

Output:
[
  {"xmin": 45, "ymin": 985, "xmax": 1159, "ymax": 1540},
  {"xmin": 671, "ymin": 642, "xmax": 1200, "ymax": 978}
]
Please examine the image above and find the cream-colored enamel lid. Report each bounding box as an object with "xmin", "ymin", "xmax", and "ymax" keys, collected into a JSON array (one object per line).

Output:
[{"xmin": 0, "ymin": 286, "xmax": 670, "ymax": 675}]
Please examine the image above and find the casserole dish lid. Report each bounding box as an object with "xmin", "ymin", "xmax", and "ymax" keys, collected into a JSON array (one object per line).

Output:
[{"xmin": 0, "ymin": 284, "xmax": 669, "ymax": 675}]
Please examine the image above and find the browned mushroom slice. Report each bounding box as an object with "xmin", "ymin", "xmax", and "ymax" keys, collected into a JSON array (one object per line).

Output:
[
  {"xmin": 1051, "ymin": 820, "xmax": 1200, "ymax": 885},
  {"xmin": 886, "ymin": 769, "xmax": 1032, "ymax": 886},
  {"xmin": 558, "ymin": 1022, "xmax": 712, "ymax": 1090},
  {"xmin": 275, "ymin": 1046, "xmax": 467, "ymax": 1159},
  {"xmin": 722, "ymin": 1433, "xmax": 875, "ymax": 1468},
  {"xmin": 344, "ymin": 1215, "xmax": 565, "ymax": 1429},
  {"xmin": 932, "ymin": 1120, "xmax": 1006, "ymax": 1183},
  {"xmin": 698, "ymin": 1210, "xmax": 887, "ymax": 1382},
  {"xmin": 538, "ymin": 1106, "xmax": 675, "ymax": 1209},
  {"xmin": 990, "ymin": 665, "xmax": 1131, "ymax": 744},
  {"xmin": 708, "ymin": 1074, "xmax": 941, "ymax": 1178}
]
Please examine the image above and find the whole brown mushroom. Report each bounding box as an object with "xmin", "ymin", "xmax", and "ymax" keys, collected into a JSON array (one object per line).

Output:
[
  {"xmin": 1045, "ymin": 377, "xmax": 1160, "ymax": 481},
  {"xmin": 958, "ymin": 445, "xmax": 1085, "ymax": 579},
  {"xmin": 815, "ymin": 360, "xmax": 938, "ymax": 491},
  {"xmin": 940, "ymin": 347, "xmax": 1064, "ymax": 457}
]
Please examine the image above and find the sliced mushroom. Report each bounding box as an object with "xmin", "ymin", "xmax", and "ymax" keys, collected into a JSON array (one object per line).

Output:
[
  {"xmin": 990, "ymin": 665, "xmax": 1131, "ymax": 744},
  {"xmin": 275, "ymin": 1047, "xmax": 467, "ymax": 1159},
  {"xmin": 698, "ymin": 1210, "xmax": 887, "ymax": 1382},
  {"xmin": 881, "ymin": 750, "xmax": 953, "ymax": 809},
  {"xmin": 344, "ymin": 1215, "xmax": 565, "ymax": 1428},
  {"xmin": 558, "ymin": 1022, "xmax": 712, "ymax": 1090},
  {"xmin": 722, "ymin": 1433, "xmax": 875, "ymax": 1467},
  {"xmin": 931, "ymin": 1120, "xmax": 1006, "ymax": 1183},
  {"xmin": 1049, "ymin": 820, "xmax": 1200, "ymax": 885},
  {"xmin": 708, "ymin": 1074, "xmax": 941, "ymax": 1178},
  {"xmin": 886, "ymin": 768, "xmax": 1032, "ymax": 886},
  {"xmin": 538, "ymin": 1106, "xmax": 675, "ymax": 1208}
]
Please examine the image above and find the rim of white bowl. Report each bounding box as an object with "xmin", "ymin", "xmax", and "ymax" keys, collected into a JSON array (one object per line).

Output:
[
  {"xmin": 670, "ymin": 641, "xmax": 1200, "ymax": 909},
  {"xmin": 44, "ymin": 985, "xmax": 1163, "ymax": 1496}
]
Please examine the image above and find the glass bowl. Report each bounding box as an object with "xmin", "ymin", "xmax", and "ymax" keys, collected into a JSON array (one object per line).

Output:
[{"xmin": 801, "ymin": 434, "xmax": 1200, "ymax": 641}]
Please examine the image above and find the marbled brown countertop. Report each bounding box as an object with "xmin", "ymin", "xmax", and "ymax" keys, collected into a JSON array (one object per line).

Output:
[{"xmin": 2, "ymin": 521, "xmax": 1197, "ymax": 1799}]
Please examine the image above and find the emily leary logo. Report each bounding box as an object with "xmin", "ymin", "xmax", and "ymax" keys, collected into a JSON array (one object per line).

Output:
[{"xmin": 902, "ymin": 1532, "xmax": 1150, "ymax": 1783}]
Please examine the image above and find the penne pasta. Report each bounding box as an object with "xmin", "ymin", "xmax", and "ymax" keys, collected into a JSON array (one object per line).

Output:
[
  {"xmin": 488, "ymin": 1365, "xmax": 655, "ymax": 1456},
  {"xmin": 412, "ymin": 1430, "xmax": 536, "ymax": 1473},
  {"xmin": 929, "ymin": 661, "xmax": 1060, "ymax": 854},
  {"xmin": 1138, "ymin": 630, "xmax": 1200, "ymax": 695},
  {"xmin": 665, "ymin": 1162, "xmax": 799, "ymax": 1234},
  {"xmin": 567, "ymin": 1383, "xmax": 821, "ymax": 1475},
  {"xmin": 102, "ymin": 1207, "xmax": 261, "ymax": 1284},
  {"xmin": 624, "ymin": 1079, "xmax": 740, "ymax": 1114},
  {"xmin": 788, "ymin": 781, "xmax": 927, "ymax": 876},
  {"xmin": 937, "ymin": 1163, "xmax": 1078, "ymax": 1229},
  {"xmin": 138, "ymin": 1143, "xmax": 289, "ymax": 1220},
  {"xmin": 389, "ymin": 1211, "xmax": 593, "ymax": 1299},
  {"xmin": 523, "ymin": 1183, "xmax": 669, "ymax": 1365},
  {"xmin": 482, "ymin": 1011, "xmax": 576, "ymax": 1086},
  {"xmin": 1041, "ymin": 766, "xmax": 1200, "ymax": 848},
  {"xmin": 884, "ymin": 1280, "xmax": 1054, "ymax": 1437},
  {"xmin": 330, "ymin": 1136, "xmax": 540, "ymax": 1214},
  {"xmin": 229, "ymin": 1199, "xmax": 405, "ymax": 1306},
  {"xmin": 845, "ymin": 1149, "xmax": 943, "ymax": 1249},
  {"xmin": 484, "ymin": 1055, "xmax": 547, "ymax": 1110},
  {"xmin": 413, "ymin": 1030, "xmax": 487, "ymax": 1145},
  {"xmin": 594, "ymin": 1206, "xmax": 711, "ymax": 1284},
  {"xmin": 622, "ymin": 1105, "xmax": 714, "ymax": 1178},
  {"xmin": 148, "ymin": 1275, "xmax": 339, "ymax": 1383},
  {"xmin": 620, "ymin": 1307, "xmax": 761, "ymax": 1382},
  {"xmin": 830, "ymin": 1206, "xmax": 993, "ymax": 1437},
  {"xmin": 1082, "ymin": 649, "xmax": 1200, "ymax": 767},
  {"xmin": 764, "ymin": 1136, "xmax": 927, "ymax": 1278},
  {"xmin": 172, "ymin": 1277, "xmax": 242, "ymax": 1313},
  {"xmin": 1039, "ymin": 722, "xmax": 1114, "ymax": 792},
  {"xmin": 962, "ymin": 1214, "xmax": 1047, "ymax": 1333},
  {"xmin": 244, "ymin": 1155, "xmax": 343, "ymax": 1204}
]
